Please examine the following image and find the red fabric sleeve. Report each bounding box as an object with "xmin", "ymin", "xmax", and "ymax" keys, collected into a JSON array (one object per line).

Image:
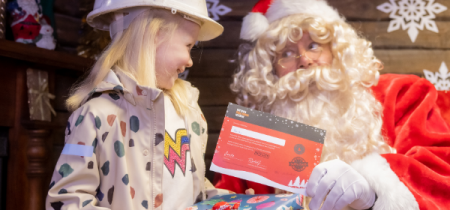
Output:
[
  {"xmin": 372, "ymin": 74, "xmax": 450, "ymax": 209},
  {"xmin": 436, "ymin": 91, "xmax": 450, "ymax": 127}
]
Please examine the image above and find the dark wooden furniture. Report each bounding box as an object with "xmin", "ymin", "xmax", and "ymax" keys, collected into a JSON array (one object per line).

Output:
[{"xmin": 0, "ymin": 39, "xmax": 92, "ymax": 210}]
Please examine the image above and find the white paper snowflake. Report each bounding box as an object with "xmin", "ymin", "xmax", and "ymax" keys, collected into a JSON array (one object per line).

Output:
[
  {"xmin": 377, "ymin": 0, "xmax": 448, "ymax": 42},
  {"xmin": 424, "ymin": 62, "xmax": 450, "ymax": 91},
  {"xmin": 206, "ymin": 0, "xmax": 232, "ymax": 21}
]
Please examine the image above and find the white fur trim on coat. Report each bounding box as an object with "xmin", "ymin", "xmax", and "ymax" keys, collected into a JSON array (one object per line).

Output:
[
  {"xmin": 351, "ymin": 153, "xmax": 419, "ymax": 210},
  {"xmin": 240, "ymin": 12, "xmax": 270, "ymax": 41}
]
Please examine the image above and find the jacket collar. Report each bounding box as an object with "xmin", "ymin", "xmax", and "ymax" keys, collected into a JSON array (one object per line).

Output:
[
  {"xmin": 86, "ymin": 69, "xmax": 200, "ymax": 109},
  {"xmin": 90, "ymin": 69, "xmax": 163, "ymax": 106}
]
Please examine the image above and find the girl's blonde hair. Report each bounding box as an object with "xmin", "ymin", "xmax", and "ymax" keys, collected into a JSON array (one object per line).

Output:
[
  {"xmin": 67, "ymin": 8, "xmax": 193, "ymax": 116},
  {"xmin": 232, "ymin": 14, "xmax": 394, "ymax": 163}
]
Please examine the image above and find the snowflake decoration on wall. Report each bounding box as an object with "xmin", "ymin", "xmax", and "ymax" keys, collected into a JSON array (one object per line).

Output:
[
  {"xmin": 377, "ymin": 0, "xmax": 448, "ymax": 42},
  {"xmin": 206, "ymin": 0, "xmax": 232, "ymax": 21},
  {"xmin": 424, "ymin": 62, "xmax": 450, "ymax": 91}
]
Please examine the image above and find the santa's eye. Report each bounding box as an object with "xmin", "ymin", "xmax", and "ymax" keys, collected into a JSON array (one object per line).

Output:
[
  {"xmin": 280, "ymin": 50, "xmax": 297, "ymax": 58},
  {"xmin": 309, "ymin": 42, "xmax": 320, "ymax": 51}
]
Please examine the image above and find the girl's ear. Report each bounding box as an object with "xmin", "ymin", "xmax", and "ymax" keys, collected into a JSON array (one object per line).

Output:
[
  {"xmin": 155, "ymin": 28, "xmax": 171, "ymax": 48},
  {"xmin": 154, "ymin": 30, "xmax": 163, "ymax": 46}
]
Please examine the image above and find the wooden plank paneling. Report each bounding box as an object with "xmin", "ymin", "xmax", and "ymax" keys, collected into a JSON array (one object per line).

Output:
[
  {"xmin": 189, "ymin": 49, "xmax": 238, "ymax": 77},
  {"xmin": 205, "ymin": 158, "xmax": 215, "ymax": 181},
  {"xmin": 201, "ymin": 106, "xmax": 228, "ymax": 132},
  {"xmin": 351, "ymin": 21, "xmax": 450, "ymax": 49},
  {"xmin": 55, "ymin": 13, "xmax": 82, "ymax": 47},
  {"xmin": 54, "ymin": 74, "xmax": 78, "ymax": 111},
  {"xmin": 214, "ymin": 0, "xmax": 450, "ymax": 20},
  {"xmin": 53, "ymin": 112, "xmax": 72, "ymax": 129},
  {"xmin": 210, "ymin": 0, "xmax": 258, "ymax": 21},
  {"xmin": 54, "ymin": 0, "xmax": 82, "ymax": 18},
  {"xmin": 201, "ymin": 21, "xmax": 242, "ymax": 49},
  {"xmin": 189, "ymin": 78, "xmax": 235, "ymax": 106},
  {"xmin": 375, "ymin": 49, "xmax": 450, "ymax": 75},
  {"xmin": 0, "ymin": 58, "xmax": 17, "ymax": 127},
  {"xmin": 206, "ymin": 133, "xmax": 220, "ymax": 160},
  {"xmin": 201, "ymin": 21, "xmax": 450, "ymax": 49},
  {"xmin": 56, "ymin": 46, "xmax": 78, "ymax": 55}
]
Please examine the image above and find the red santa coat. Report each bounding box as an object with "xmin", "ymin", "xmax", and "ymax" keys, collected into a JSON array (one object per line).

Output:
[{"xmin": 214, "ymin": 74, "xmax": 450, "ymax": 209}]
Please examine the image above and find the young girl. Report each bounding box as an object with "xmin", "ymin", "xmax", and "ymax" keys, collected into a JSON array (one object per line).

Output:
[{"xmin": 46, "ymin": 0, "xmax": 227, "ymax": 209}]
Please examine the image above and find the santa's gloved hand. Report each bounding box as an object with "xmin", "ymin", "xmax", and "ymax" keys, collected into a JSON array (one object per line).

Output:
[{"xmin": 306, "ymin": 159, "xmax": 376, "ymax": 210}]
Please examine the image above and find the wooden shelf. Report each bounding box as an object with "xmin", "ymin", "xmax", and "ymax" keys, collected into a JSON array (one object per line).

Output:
[{"xmin": 0, "ymin": 39, "xmax": 93, "ymax": 72}]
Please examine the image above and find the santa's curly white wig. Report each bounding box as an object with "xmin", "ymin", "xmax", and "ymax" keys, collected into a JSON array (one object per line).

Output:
[{"xmin": 231, "ymin": 14, "xmax": 395, "ymax": 163}]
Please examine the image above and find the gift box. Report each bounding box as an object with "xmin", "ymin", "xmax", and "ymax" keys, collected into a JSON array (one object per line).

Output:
[
  {"xmin": 26, "ymin": 68, "xmax": 56, "ymax": 121},
  {"xmin": 186, "ymin": 194, "xmax": 304, "ymax": 210}
]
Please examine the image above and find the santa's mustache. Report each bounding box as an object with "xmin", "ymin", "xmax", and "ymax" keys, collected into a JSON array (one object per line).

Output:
[{"xmin": 274, "ymin": 65, "xmax": 349, "ymax": 103}]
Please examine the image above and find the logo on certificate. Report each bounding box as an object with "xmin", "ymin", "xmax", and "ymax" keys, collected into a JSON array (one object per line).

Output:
[
  {"xmin": 289, "ymin": 157, "xmax": 308, "ymax": 172},
  {"xmin": 294, "ymin": 144, "xmax": 305, "ymax": 155}
]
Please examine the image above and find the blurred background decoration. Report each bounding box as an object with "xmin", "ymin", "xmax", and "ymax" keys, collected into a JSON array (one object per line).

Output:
[
  {"xmin": 0, "ymin": 0, "xmax": 6, "ymax": 38},
  {"xmin": 26, "ymin": 68, "xmax": 56, "ymax": 122},
  {"xmin": 6, "ymin": 0, "xmax": 56, "ymax": 49}
]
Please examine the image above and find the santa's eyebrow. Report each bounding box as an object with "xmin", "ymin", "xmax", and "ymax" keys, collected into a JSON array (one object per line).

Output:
[{"xmin": 282, "ymin": 45, "xmax": 297, "ymax": 51}]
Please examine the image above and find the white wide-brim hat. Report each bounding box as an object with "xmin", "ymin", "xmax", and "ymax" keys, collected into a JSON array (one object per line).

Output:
[{"xmin": 87, "ymin": 0, "xmax": 224, "ymax": 41}]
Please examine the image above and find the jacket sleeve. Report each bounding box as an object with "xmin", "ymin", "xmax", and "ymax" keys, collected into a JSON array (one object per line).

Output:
[
  {"xmin": 190, "ymin": 95, "xmax": 231, "ymax": 199},
  {"xmin": 360, "ymin": 74, "xmax": 450, "ymax": 210},
  {"xmin": 46, "ymin": 105, "xmax": 109, "ymax": 210}
]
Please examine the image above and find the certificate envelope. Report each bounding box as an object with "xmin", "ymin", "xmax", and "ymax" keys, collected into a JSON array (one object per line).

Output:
[{"xmin": 210, "ymin": 103, "xmax": 326, "ymax": 195}]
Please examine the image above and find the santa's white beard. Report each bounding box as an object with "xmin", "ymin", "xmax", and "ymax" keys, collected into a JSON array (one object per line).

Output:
[{"xmin": 266, "ymin": 67, "xmax": 394, "ymax": 163}]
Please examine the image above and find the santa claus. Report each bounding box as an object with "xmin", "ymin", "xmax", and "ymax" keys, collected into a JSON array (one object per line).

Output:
[{"xmin": 214, "ymin": 0, "xmax": 450, "ymax": 209}]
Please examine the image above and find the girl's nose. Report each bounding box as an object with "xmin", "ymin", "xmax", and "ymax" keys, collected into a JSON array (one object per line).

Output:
[{"xmin": 187, "ymin": 57, "xmax": 193, "ymax": 68}]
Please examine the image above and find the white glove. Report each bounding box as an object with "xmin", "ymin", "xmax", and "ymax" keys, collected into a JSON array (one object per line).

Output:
[{"xmin": 306, "ymin": 159, "xmax": 376, "ymax": 210}]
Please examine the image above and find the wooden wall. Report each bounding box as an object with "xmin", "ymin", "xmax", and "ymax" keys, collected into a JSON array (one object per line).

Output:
[
  {"xmin": 48, "ymin": 0, "xmax": 450, "ymax": 181},
  {"xmin": 53, "ymin": 0, "xmax": 83, "ymax": 54}
]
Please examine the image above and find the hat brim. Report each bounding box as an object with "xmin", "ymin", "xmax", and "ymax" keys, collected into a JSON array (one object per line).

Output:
[
  {"xmin": 87, "ymin": 3, "xmax": 224, "ymax": 41},
  {"xmin": 185, "ymin": 11, "xmax": 224, "ymax": 41}
]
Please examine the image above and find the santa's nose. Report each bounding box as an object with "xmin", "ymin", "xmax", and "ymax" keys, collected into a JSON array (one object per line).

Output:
[{"xmin": 297, "ymin": 54, "xmax": 313, "ymax": 69}]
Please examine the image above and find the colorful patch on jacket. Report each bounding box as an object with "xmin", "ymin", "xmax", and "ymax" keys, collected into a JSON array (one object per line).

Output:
[{"xmin": 163, "ymin": 129, "xmax": 190, "ymax": 177}]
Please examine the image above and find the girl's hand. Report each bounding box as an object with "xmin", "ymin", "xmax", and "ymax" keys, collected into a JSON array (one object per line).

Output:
[{"xmin": 306, "ymin": 159, "xmax": 375, "ymax": 210}]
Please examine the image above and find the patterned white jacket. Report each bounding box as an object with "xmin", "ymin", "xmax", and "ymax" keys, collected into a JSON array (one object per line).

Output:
[{"xmin": 46, "ymin": 70, "xmax": 224, "ymax": 210}]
